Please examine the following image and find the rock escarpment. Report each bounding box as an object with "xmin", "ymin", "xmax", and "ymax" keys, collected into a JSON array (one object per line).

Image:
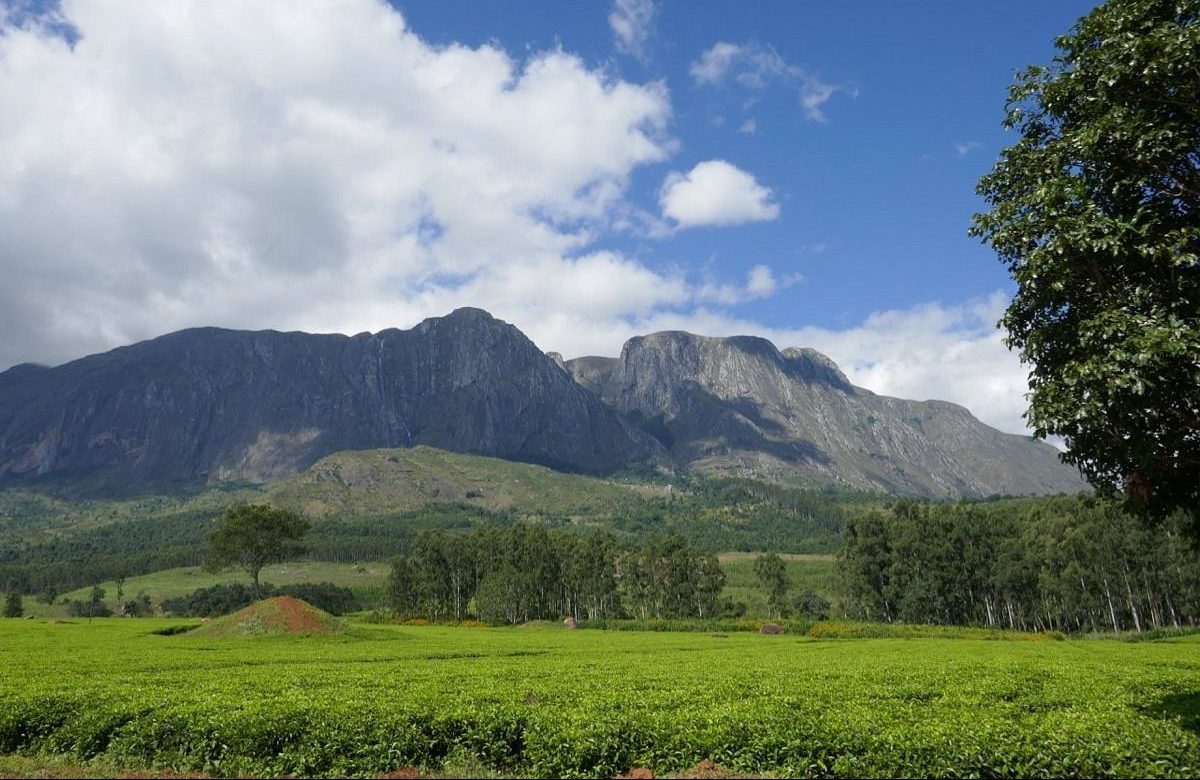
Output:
[
  {"xmin": 0, "ymin": 309, "xmax": 655, "ymax": 490},
  {"xmin": 0, "ymin": 309, "xmax": 1084, "ymax": 498},
  {"xmin": 567, "ymin": 331, "xmax": 1084, "ymax": 498}
]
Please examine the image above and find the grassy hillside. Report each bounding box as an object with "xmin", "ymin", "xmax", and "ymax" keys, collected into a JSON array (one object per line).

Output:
[
  {"xmin": 265, "ymin": 446, "xmax": 658, "ymax": 519},
  {"xmin": 0, "ymin": 446, "xmax": 656, "ymax": 539},
  {"xmin": 1, "ymin": 446, "xmax": 855, "ymax": 595},
  {"xmin": 44, "ymin": 561, "xmax": 391, "ymax": 616}
]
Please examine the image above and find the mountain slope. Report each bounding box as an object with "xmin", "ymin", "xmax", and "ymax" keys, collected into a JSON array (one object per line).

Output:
[
  {"xmin": 568, "ymin": 331, "xmax": 1085, "ymax": 498},
  {"xmin": 0, "ymin": 309, "xmax": 655, "ymax": 491}
]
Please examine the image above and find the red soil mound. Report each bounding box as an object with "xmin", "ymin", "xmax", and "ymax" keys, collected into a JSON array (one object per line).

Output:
[{"xmin": 192, "ymin": 596, "xmax": 343, "ymax": 638}]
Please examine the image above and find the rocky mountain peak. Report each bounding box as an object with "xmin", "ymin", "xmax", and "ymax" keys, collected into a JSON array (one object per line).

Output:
[{"xmin": 570, "ymin": 327, "xmax": 1084, "ymax": 499}]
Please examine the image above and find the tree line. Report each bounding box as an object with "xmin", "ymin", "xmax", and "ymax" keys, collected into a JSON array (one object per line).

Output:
[
  {"xmin": 387, "ymin": 525, "xmax": 729, "ymax": 624},
  {"xmin": 841, "ymin": 496, "xmax": 1200, "ymax": 632}
]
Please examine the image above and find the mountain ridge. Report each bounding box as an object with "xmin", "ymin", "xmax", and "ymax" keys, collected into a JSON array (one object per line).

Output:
[
  {"xmin": 566, "ymin": 329, "xmax": 1083, "ymax": 498},
  {"xmin": 0, "ymin": 308, "xmax": 1084, "ymax": 498}
]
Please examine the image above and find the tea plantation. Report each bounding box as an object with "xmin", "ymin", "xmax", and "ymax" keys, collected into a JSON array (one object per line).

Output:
[{"xmin": 1, "ymin": 619, "xmax": 1197, "ymax": 778}]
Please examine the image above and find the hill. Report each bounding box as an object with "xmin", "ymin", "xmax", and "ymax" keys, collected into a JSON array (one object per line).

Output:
[{"xmin": 265, "ymin": 445, "xmax": 658, "ymax": 519}]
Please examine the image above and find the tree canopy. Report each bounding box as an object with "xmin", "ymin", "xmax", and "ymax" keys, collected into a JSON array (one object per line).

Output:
[
  {"xmin": 204, "ymin": 504, "xmax": 310, "ymax": 598},
  {"xmin": 971, "ymin": 0, "xmax": 1199, "ymax": 519}
]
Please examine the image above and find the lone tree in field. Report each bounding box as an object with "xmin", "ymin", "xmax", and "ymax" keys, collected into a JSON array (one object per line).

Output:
[
  {"xmin": 204, "ymin": 504, "xmax": 310, "ymax": 598},
  {"xmin": 971, "ymin": 0, "xmax": 1199, "ymax": 520}
]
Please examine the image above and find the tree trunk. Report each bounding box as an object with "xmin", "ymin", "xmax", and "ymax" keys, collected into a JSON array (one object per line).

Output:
[{"xmin": 1103, "ymin": 577, "xmax": 1120, "ymax": 632}]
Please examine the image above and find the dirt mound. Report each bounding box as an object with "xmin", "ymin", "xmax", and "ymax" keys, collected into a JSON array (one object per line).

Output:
[{"xmin": 191, "ymin": 596, "xmax": 344, "ymax": 638}]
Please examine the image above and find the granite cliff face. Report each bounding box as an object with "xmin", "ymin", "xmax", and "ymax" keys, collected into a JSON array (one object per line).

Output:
[
  {"xmin": 566, "ymin": 331, "xmax": 1085, "ymax": 498},
  {"xmin": 0, "ymin": 308, "xmax": 655, "ymax": 490},
  {"xmin": 0, "ymin": 310, "xmax": 1083, "ymax": 497}
]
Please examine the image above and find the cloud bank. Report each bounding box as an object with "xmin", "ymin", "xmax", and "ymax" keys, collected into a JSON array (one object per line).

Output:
[
  {"xmin": 0, "ymin": 0, "xmax": 680, "ymax": 367},
  {"xmin": 0, "ymin": 2, "xmax": 1034, "ymax": 437}
]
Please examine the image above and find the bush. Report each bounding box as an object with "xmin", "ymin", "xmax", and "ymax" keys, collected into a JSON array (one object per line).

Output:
[
  {"xmin": 794, "ymin": 588, "xmax": 831, "ymax": 620},
  {"xmin": 161, "ymin": 582, "xmax": 360, "ymax": 618},
  {"xmin": 66, "ymin": 599, "xmax": 112, "ymax": 618}
]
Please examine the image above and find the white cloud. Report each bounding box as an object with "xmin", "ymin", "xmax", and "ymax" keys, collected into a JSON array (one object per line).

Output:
[
  {"xmin": 954, "ymin": 141, "xmax": 982, "ymax": 156},
  {"xmin": 608, "ymin": 0, "xmax": 657, "ymax": 62},
  {"xmin": 0, "ymin": 0, "xmax": 684, "ymax": 370},
  {"xmin": 0, "ymin": 3, "xmax": 1036, "ymax": 439},
  {"xmin": 659, "ymin": 160, "xmax": 780, "ymax": 228},
  {"xmin": 737, "ymin": 118, "xmax": 756, "ymax": 135},
  {"xmin": 696, "ymin": 264, "xmax": 788, "ymax": 305},
  {"xmin": 690, "ymin": 41, "xmax": 846, "ymax": 122},
  {"xmin": 689, "ymin": 41, "xmax": 743, "ymax": 84}
]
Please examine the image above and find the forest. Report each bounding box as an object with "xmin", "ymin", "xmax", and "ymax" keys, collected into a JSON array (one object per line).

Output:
[
  {"xmin": 841, "ymin": 496, "xmax": 1200, "ymax": 632},
  {"xmin": 386, "ymin": 525, "xmax": 728, "ymax": 624}
]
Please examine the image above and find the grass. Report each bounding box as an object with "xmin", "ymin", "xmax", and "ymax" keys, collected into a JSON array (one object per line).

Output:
[
  {"xmin": 40, "ymin": 561, "xmax": 391, "ymax": 617},
  {"xmin": 0, "ymin": 447, "xmax": 656, "ymax": 538},
  {"xmin": 264, "ymin": 446, "xmax": 658, "ymax": 519},
  {"xmin": 716, "ymin": 553, "xmax": 837, "ymax": 612},
  {"xmin": 0, "ymin": 618, "xmax": 1196, "ymax": 778}
]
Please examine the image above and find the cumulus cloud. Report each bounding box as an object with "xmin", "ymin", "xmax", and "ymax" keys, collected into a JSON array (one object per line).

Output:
[
  {"xmin": 695, "ymin": 264, "xmax": 788, "ymax": 305},
  {"xmin": 0, "ymin": 0, "xmax": 684, "ymax": 369},
  {"xmin": 659, "ymin": 160, "xmax": 780, "ymax": 228},
  {"xmin": 690, "ymin": 41, "xmax": 845, "ymax": 121},
  {"xmin": 609, "ymin": 0, "xmax": 657, "ymax": 61}
]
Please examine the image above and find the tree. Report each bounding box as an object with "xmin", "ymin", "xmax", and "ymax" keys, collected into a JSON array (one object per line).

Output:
[
  {"xmin": 692, "ymin": 552, "xmax": 725, "ymax": 620},
  {"xmin": 3, "ymin": 585, "xmax": 23, "ymax": 618},
  {"xmin": 204, "ymin": 504, "xmax": 310, "ymax": 598},
  {"xmin": 387, "ymin": 555, "xmax": 419, "ymax": 617},
  {"xmin": 753, "ymin": 553, "xmax": 789, "ymax": 618},
  {"xmin": 794, "ymin": 588, "xmax": 830, "ymax": 621},
  {"xmin": 971, "ymin": 0, "xmax": 1200, "ymax": 519},
  {"xmin": 113, "ymin": 568, "xmax": 128, "ymax": 606},
  {"xmin": 88, "ymin": 585, "xmax": 106, "ymax": 619}
]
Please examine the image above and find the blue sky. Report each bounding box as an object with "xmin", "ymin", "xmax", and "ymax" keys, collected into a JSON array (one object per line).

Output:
[
  {"xmin": 0, "ymin": 1, "xmax": 1100, "ymax": 433},
  {"xmin": 396, "ymin": 0, "xmax": 1096, "ymax": 329}
]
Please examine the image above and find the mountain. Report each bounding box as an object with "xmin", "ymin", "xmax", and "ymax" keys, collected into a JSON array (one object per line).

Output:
[
  {"xmin": 566, "ymin": 331, "xmax": 1085, "ymax": 498},
  {"xmin": 0, "ymin": 308, "xmax": 656, "ymax": 491},
  {"xmin": 0, "ymin": 308, "xmax": 1083, "ymax": 498}
]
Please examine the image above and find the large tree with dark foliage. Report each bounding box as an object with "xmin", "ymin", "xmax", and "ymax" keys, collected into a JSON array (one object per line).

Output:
[
  {"xmin": 204, "ymin": 504, "xmax": 310, "ymax": 598},
  {"xmin": 971, "ymin": 0, "xmax": 1200, "ymax": 518}
]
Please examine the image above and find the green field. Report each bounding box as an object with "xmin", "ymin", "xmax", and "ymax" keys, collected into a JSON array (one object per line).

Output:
[
  {"xmin": 717, "ymin": 553, "xmax": 837, "ymax": 613},
  {"xmin": 1, "ymin": 618, "xmax": 1197, "ymax": 778},
  {"xmin": 45, "ymin": 560, "xmax": 391, "ymax": 616}
]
